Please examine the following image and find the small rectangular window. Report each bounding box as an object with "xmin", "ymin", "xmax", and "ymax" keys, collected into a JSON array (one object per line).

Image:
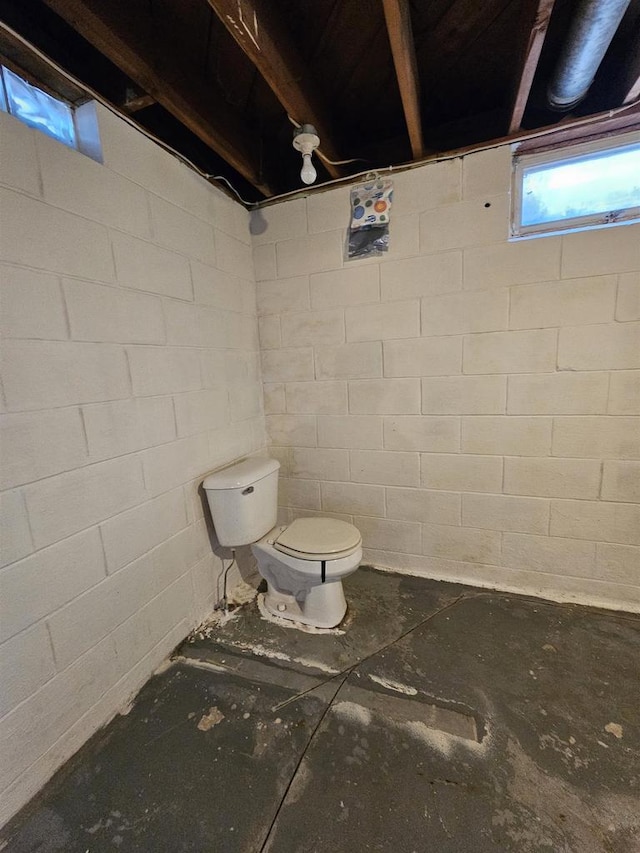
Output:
[
  {"xmin": 0, "ymin": 73, "xmax": 7, "ymax": 112},
  {"xmin": 1, "ymin": 65, "xmax": 77, "ymax": 149},
  {"xmin": 511, "ymin": 135, "xmax": 640, "ymax": 239},
  {"xmin": 0, "ymin": 65, "xmax": 101, "ymax": 162}
]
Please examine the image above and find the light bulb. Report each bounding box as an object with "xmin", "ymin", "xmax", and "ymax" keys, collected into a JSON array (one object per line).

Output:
[{"xmin": 300, "ymin": 152, "xmax": 317, "ymax": 185}]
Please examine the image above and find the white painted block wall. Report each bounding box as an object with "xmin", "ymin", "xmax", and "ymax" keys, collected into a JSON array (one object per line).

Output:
[
  {"xmin": 1, "ymin": 101, "xmax": 638, "ymax": 827},
  {"xmin": 0, "ymin": 105, "xmax": 265, "ymax": 824},
  {"xmin": 254, "ymin": 139, "xmax": 640, "ymax": 612}
]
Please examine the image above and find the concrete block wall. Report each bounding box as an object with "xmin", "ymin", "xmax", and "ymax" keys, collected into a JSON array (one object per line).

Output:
[
  {"xmin": 0, "ymin": 106, "xmax": 265, "ymax": 823},
  {"xmin": 254, "ymin": 138, "xmax": 640, "ymax": 612}
]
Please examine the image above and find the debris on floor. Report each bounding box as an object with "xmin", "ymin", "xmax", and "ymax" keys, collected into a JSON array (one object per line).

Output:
[
  {"xmin": 2, "ymin": 567, "xmax": 639, "ymax": 853},
  {"xmin": 197, "ymin": 706, "xmax": 225, "ymax": 731}
]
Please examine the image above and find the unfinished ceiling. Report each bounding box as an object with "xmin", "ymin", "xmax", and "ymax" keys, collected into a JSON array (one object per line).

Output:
[{"xmin": 1, "ymin": 0, "xmax": 639, "ymax": 203}]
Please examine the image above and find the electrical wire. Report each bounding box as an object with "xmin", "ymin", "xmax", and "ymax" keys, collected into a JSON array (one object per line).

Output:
[
  {"xmin": 266, "ymin": 100, "xmax": 640, "ymax": 208},
  {"xmin": 287, "ymin": 113, "xmax": 369, "ymax": 165},
  {"xmin": 0, "ymin": 21, "xmax": 257, "ymax": 206},
  {"xmin": 316, "ymin": 149, "xmax": 369, "ymax": 166},
  {"xmin": 3, "ymin": 20, "xmax": 638, "ymax": 210}
]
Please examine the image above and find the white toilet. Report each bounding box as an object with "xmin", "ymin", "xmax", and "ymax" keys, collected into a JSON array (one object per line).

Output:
[{"xmin": 203, "ymin": 458, "xmax": 362, "ymax": 628}]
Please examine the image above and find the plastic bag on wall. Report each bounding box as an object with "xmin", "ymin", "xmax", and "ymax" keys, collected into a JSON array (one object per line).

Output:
[{"xmin": 347, "ymin": 177, "xmax": 393, "ymax": 259}]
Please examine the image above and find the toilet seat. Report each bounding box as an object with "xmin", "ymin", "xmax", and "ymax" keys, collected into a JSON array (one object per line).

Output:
[{"xmin": 274, "ymin": 517, "xmax": 361, "ymax": 561}]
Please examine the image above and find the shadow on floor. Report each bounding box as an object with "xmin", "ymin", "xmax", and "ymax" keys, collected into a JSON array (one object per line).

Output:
[{"xmin": 2, "ymin": 568, "xmax": 639, "ymax": 852}]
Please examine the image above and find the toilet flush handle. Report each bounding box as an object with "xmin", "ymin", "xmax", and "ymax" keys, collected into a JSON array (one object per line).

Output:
[{"xmin": 242, "ymin": 486, "xmax": 254, "ymax": 495}]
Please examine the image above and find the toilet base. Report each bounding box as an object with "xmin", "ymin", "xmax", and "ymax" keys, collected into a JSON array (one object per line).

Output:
[{"xmin": 263, "ymin": 581, "xmax": 347, "ymax": 629}]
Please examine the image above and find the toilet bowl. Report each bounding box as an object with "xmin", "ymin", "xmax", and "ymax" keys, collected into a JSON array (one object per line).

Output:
[
  {"xmin": 252, "ymin": 518, "xmax": 362, "ymax": 628},
  {"xmin": 203, "ymin": 458, "xmax": 362, "ymax": 629}
]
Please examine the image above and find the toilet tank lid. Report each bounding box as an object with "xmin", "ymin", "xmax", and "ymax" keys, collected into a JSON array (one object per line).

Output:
[{"xmin": 203, "ymin": 458, "xmax": 280, "ymax": 490}]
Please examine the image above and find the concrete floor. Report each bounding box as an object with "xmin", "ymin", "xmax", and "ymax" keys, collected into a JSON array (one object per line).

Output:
[{"xmin": 2, "ymin": 567, "xmax": 639, "ymax": 852}]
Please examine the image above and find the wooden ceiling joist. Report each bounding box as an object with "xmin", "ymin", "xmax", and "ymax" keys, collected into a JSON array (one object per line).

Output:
[
  {"xmin": 508, "ymin": 0, "xmax": 556, "ymax": 133},
  {"xmin": 516, "ymin": 101, "xmax": 640, "ymax": 153},
  {"xmin": 382, "ymin": 0, "xmax": 425, "ymax": 160},
  {"xmin": 0, "ymin": 26, "xmax": 86, "ymax": 105},
  {"xmin": 40, "ymin": 0, "xmax": 271, "ymax": 194},
  {"xmin": 122, "ymin": 90, "xmax": 156, "ymax": 114},
  {"xmin": 205, "ymin": 0, "xmax": 343, "ymax": 179},
  {"xmin": 621, "ymin": 50, "xmax": 640, "ymax": 104}
]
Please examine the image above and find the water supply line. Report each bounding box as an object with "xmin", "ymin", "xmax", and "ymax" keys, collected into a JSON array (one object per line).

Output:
[
  {"xmin": 215, "ymin": 548, "xmax": 237, "ymax": 615},
  {"xmin": 547, "ymin": 0, "xmax": 632, "ymax": 110}
]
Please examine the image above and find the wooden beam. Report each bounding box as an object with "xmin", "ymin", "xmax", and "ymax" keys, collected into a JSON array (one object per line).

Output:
[
  {"xmin": 256, "ymin": 102, "xmax": 640, "ymax": 209},
  {"xmin": 41, "ymin": 0, "xmax": 271, "ymax": 194},
  {"xmin": 0, "ymin": 28, "xmax": 86, "ymax": 104},
  {"xmin": 621, "ymin": 46, "xmax": 640, "ymax": 104},
  {"xmin": 205, "ymin": 0, "xmax": 343, "ymax": 179},
  {"xmin": 382, "ymin": 0, "xmax": 425, "ymax": 159},
  {"xmin": 516, "ymin": 101, "xmax": 640, "ymax": 153},
  {"xmin": 122, "ymin": 89, "xmax": 156, "ymax": 114},
  {"xmin": 358, "ymin": 107, "xmax": 505, "ymax": 166},
  {"xmin": 508, "ymin": 0, "xmax": 556, "ymax": 133}
]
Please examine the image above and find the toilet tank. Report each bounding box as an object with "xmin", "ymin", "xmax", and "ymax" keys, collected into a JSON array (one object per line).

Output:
[{"xmin": 203, "ymin": 458, "xmax": 280, "ymax": 547}]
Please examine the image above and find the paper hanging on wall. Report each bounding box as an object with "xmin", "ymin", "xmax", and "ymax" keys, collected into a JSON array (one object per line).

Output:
[{"xmin": 347, "ymin": 178, "xmax": 393, "ymax": 259}]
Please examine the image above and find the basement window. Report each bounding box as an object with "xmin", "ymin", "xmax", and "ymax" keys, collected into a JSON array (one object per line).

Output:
[
  {"xmin": 511, "ymin": 136, "xmax": 640, "ymax": 239},
  {"xmin": 0, "ymin": 65, "xmax": 101, "ymax": 161}
]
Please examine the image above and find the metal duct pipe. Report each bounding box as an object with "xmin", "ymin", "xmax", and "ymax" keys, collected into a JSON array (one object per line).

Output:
[{"xmin": 547, "ymin": 0, "xmax": 632, "ymax": 110}]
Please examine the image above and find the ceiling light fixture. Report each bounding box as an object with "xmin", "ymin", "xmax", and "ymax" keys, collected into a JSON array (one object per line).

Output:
[{"xmin": 292, "ymin": 123, "xmax": 320, "ymax": 185}]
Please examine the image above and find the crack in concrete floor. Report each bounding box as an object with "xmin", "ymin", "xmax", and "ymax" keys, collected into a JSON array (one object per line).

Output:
[{"xmin": 2, "ymin": 569, "xmax": 639, "ymax": 853}]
